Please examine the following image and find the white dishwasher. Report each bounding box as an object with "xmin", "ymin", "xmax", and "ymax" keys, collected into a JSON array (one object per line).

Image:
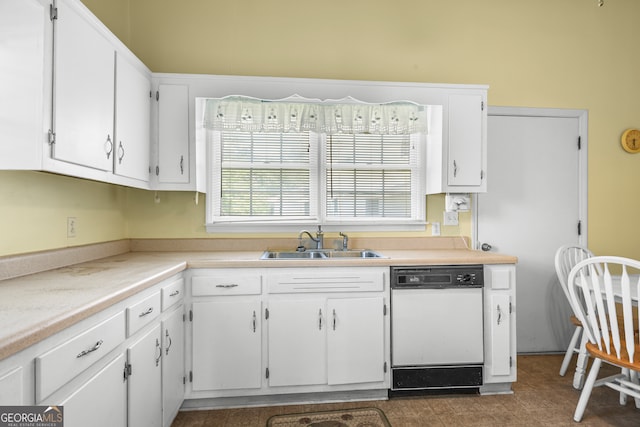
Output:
[{"xmin": 390, "ymin": 265, "xmax": 484, "ymax": 394}]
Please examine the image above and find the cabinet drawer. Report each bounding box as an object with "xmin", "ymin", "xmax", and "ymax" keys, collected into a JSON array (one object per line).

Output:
[
  {"xmin": 485, "ymin": 265, "xmax": 514, "ymax": 290},
  {"xmin": 192, "ymin": 275, "xmax": 262, "ymax": 296},
  {"xmin": 267, "ymin": 268, "xmax": 385, "ymax": 293},
  {"xmin": 35, "ymin": 311, "xmax": 125, "ymax": 402},
  {"xmin": 162, "ymin": 277, "xmax": 184, "ymax": 311},
  {"xmin": 127, "ymin": 291, "xmax": 161, "ymax": 336}
]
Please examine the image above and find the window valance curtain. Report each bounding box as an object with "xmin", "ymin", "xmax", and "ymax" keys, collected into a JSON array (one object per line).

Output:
[{"xmin": 202, "ymin": 95, "xmax": 427, "ymax": 135}]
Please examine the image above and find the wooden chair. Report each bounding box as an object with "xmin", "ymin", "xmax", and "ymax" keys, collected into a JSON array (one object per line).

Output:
[
  {"xmin": 567, "ymin": 256, "xmax": 640, "ymax": 422},
  {"xmin": 554, "ymin": 244, "xmax": 595, "ymax": 389}
]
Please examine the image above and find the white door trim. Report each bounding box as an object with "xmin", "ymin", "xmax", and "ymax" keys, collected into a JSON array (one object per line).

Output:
[{"xmin": 471, "ymin": 106, "xmax": 588, "ymax": 249}]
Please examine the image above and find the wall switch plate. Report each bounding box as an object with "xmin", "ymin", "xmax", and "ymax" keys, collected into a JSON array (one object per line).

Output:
[
  {"xmin": 432, "ymin": 222, "xmax": 441, "ymax": 236},
  {"xmin": 67, "ymin": 217, "xmax": 77, "ymax": 238},
  {"xmin": 443, "ymin": 211, "xmax": 459, "ymax": 226}
]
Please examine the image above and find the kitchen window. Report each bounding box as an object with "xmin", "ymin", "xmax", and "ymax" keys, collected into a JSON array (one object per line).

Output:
[{"xmin": 202, "ymin": 96, "xmax": 429, "ymax": 232}]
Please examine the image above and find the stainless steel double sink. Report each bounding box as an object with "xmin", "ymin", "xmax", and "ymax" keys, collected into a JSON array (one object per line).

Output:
[{"xmin": 260, "ymin": 249, "xmax": 386, "ymax": 260}]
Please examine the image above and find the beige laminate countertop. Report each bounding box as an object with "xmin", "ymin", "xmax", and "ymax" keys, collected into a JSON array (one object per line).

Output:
[{"xmin": 0, "ymin": 244, "xmax": 516, "ymax": 362}]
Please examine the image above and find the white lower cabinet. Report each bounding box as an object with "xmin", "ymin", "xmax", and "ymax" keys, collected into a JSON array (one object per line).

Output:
[
  {"xmin": 481, "ymin": 264, "xmax": 517, "ymax": 392},
  {"xmin": 162, "ymin": 307, "xmax": 185, "ymax": 427},
  {"xmin": 0, "ymin": 367, "xmax": 25, "ymax": 405},
  {"xmin": 267, "ymin": 298, "xmax": 326, "ymax": 387},
  {"xmin": 191, "ymin": 298, "xmax": 262, "ymax": 391},
  {"xmin": 187, "ymin": 267, "xmax": 389, "ymax": 401},
  {"xmin": 127, "ymin": 324, "xmax": 162, "ymax": 427},
  {"xmin": 60, "ymin": 353, "xmax": 127, "ymax": 427}
]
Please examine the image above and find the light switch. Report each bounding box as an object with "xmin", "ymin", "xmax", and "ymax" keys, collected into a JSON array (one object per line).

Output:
[{"xmin": 432, "ymin": 222, "xmax": 441, "ymax": 236}]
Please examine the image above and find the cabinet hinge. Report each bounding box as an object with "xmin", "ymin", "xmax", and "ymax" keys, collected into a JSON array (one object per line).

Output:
[
  {"xmin": 189, "ymin": 309, "xmax": 193, "ymax": 322},
  {"xmin": 509, "ymin": 302, "xmax": 513, "ymax": 314},
  {"xmin": 383, "ymin": 362, "xmax": 387, "ymax": 373},
  {"xmin": 123, "ymin": 362, "xmax": 132, "ymax": 380},
  {"xmin": 265, "ymin": 368, "xmax": 270, "ymax": 379},
  {"xmin": 578, "ymin": 220, "xmax": 582, "ymax": 236},
  {"xmin": 481, "ymin": 100, "xmax": 484, "ymax": 111},
  {"xmin": 48, "ymin": 129, "xmax": 55, "ymax": 145},
  {"xmin": 189, "ymin": 371, "xmax": 193, "ymax": 383},
  {"xmin": 49, "ymin": 3, "xmax": 58, "ymax": 21},
  {"xmin": 383, "ymin": 304, "xmax": 387, "ymax": 316},
  {"xmin": 265, "ymin": 308, "xmax": 270, "ymax": 320},
  {"xmin": 578, "ymin": 136, "xmax": 582, "ymax": 150},
  {"xmin": 510, "ymin": 356, "xmax": 513, "ymax": 368},
  {"xmin": 155, "ymin": 165, "xmax": 160, "ymax": 176},
  {"xmin": 481, "ymin": 170, "xmax": 484, "ymax": 180},
  {"xmin": 156, "ymin": 91, "xmax": 160, "ymax": 101},
  {"xmin": 183, "ymin": 376, "xmax": 186, "ymax": 385}
]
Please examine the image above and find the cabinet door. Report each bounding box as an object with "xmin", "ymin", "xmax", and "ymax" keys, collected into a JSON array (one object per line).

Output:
[
  {"xmin": 191, "ymin": 299, "xmax": 261, "ymax": 391},
  {"xmin": 267, "ymin": 298, "xmax": 326, "ymax": 387},
  {"xmin": 59, "ymin": 353, "xmax": 127, "ymax": 427},
  {"xmin": 157, "ymin": 84, "xmax": 189, "ymax": 184},
  {"xmin": 0, "ymin": 0, "xmax": 48, "ymax": 169},
  {"xmin": 327, "ymin": 297, "xmax": 385, "ymax": 385},
  {"xmin": 448, "ymin": 93, "xmax": 484, "ymax": 187},
  {"xmin": 486, "ymin": 293, "xmax": 514, "ymax": 378},
  {"xmin": 0, "ymin": 367, "xmax": 24, "ymax": 405},
  {"xmin": 128, "ymin": 324, "xmax": 162, "ymax": 427},
  {"xmin": 114, "ymin": 53, "xmax": 151, "ymax": 182},
  {"xmin": 53, "ymin": 0, "xmax": 115, "ymax": 171},
  {"xmin": 162, "ymin": 307, "xmax": 184, "ymax": 427}
]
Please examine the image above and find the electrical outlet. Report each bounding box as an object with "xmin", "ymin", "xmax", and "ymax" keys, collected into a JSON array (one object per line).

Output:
[
  {"xmin": 432, "ymin": 222, "xmax": 441, "ymax": 236},
  {"xmin": 444, "ymin": 211, "xmax": 459, "ymax": 226},
  {"xmin": 67, "ymin": 217, "xmax": 77, "ymax": 238}
]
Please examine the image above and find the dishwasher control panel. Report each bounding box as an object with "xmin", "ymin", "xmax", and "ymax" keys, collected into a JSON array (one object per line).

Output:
[{"xmin": 391, "ymin": 265, "xmax": 484, "ymax": 289}]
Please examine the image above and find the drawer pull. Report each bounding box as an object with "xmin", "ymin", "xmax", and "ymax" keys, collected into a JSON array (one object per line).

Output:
[
  {"xmin": 76, "ymin": 339, "xmax": 103, "ymax": 358},
  {"xmin": 155, "ymin": 338, "xmax": 161, "ymax": 367},
  {"xmin": 215, "ymin": 284, "xmax": 238, "ymax": 288},
  {"xmin": 169, "ymin": 290, "xmax": 180, "ymax": 297},
  {"xmin": 139, "ymin": 307, "xmax": 154, "ymax": 317}
]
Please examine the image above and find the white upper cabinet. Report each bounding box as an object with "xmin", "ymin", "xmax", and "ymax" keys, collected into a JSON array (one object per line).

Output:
[
  {"xmin": 53, "ymin": 0, "xmax": 115, "ymax": 172},
  {"xmin": 0, "ymin": 0, "xmax": 151, "ymax": 189},
  {"xmin": 426, "ymin": 89, "xmax": 487, "ymax": 194},
  {"xmin": 0, "ymin": 0, "xmax": 50, "ymax": 169},
  {"xmin": 155, "ymin": 84, "xmax": 190, "ymax": 187},
  {"xmin": 114, "ymin": 53, "xmax": 152, "ymax": 182}
]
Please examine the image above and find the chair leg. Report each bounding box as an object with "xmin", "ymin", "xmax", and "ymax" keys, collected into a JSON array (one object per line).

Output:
[
  {"xmin": 574, "ymin": 357, "xmax": 602, "ymax": 422},
  {"xmin": 573, "ymin": 329, "xmax": 588, "ymax": 390},
  {"xmin": 561, "ymin": 325, "xmax": 582, "ymax": 376}
]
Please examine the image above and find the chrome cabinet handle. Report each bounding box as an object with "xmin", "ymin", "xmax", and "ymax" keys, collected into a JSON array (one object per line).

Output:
[
  {"xmin": 180, "ymin": 155, "xmax": 184, "ymax": 175},
  {"xmin": 77, "ymin": 339, "xmax": 103, "ymax": 358},
  {"xmin": 105, "ymin": 135, "xmax": 113, "ymax": 159},
  {"xmin": 497, "ymin": 304, "xmax": 503, "ymax": 325},
  {"xmin": 318, "ymin": 309, "xmax": 323, "ymax": 330},
  {"xmin": 169, "ymin": 290, "xmax": 180, "ymax": 297},
  {"xmin": 332, "ymin": 309, "xmax": 337, "ymax": 330},
  {"xmin": 215, "ymin": 284, "xmax": 238, "ymax": 288},
  {"xmin": 165, "ymin": 329, "xmax": 172, "ymax": 356},
  {"xmin": 118, "ymin": 141, "xmax": 125, "ymax": 164},
  {"xmin": 453, "ymin": 160, "xmax": 458, "ymax": 177},
  {"xmin": 139, "ymin": 307, "xmax": 154, "ymax": 317},
  {"xmin": 252, "ymin": 310, "xmax": 257, "ymax": 333},
  {"xmin": 155, "ymin": 338, "xmax": 161, "ymax": 367}
]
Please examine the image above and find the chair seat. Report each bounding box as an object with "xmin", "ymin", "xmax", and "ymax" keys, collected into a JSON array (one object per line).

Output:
[{"xmin": 586, "ymin": 340, "xmax": 640, "ymax": 371}]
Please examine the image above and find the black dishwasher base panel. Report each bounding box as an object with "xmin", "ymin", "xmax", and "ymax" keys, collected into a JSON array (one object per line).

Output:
[{"xmin": 391, "ymin": 365, "xmax": 483, "ymax": 391}]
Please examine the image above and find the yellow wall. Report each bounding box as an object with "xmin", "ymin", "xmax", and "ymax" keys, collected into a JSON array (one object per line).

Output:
[{"xmin": 3, "ymin": 0, "xmax": 639, "ymax": 257}]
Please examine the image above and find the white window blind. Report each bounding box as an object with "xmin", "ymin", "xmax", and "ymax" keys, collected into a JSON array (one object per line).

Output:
[
  {"xmin": 209, "ymin": 130, "xmax": 319, "ymax": 222},
  {"xmin": 325, "ymin": 134, "xmax": 420, "ymax": 220}
]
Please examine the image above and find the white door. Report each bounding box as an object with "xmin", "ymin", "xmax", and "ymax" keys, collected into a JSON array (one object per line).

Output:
[
  {"xmin": 267, "ymin": 298, "xmax": 326, "ymax": 387},
  {"xmin": 54, "ymin": 0, "xmax": 115, "ymax": 171},
  {"xmin": 162, "ymin": 307, "xmax": 184, "ymax": 427},
  {"xmin": 191, "ymin": 299, "xmax": 261, "ymax": 391},
  {"xmin": 60, "ymin": 354, "xmax": 127, "ymax": 427},
  {"xmin": 327, "ymin": 297, "xmax": 385, "ymax": 385},
  {"xmin": 476, "ymin": 108, "xmax": 587, "ymax": 353},
  {"xmin": 128, "ymin": 324, "xmax": 162, "ymax": 427}
]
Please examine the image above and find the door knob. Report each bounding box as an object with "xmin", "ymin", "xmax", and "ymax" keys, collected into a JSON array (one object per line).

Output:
[{"xmin": 481, "ymin": 243, "xmax": 492, "ymax": 252}]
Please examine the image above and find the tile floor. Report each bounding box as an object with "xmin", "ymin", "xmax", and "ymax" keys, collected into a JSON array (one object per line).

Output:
[{"xmin": 171, "ymin": 354, "xmax": 639, "ymax": 426}]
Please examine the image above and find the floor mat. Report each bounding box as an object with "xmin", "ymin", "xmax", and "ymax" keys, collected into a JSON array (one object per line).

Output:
[{"xmin": 266, "ymin": 407, "xmax": 391, "ymax": 427}]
